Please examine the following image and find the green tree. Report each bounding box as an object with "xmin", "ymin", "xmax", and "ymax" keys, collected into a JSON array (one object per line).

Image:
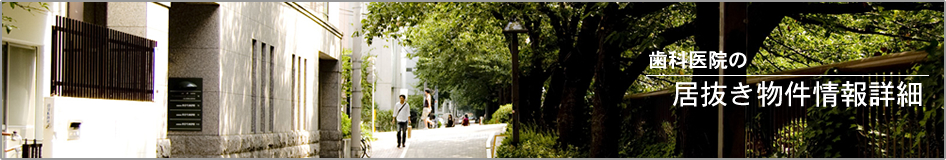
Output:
[
  {"xmin": 682, "ymin": 2, "xmax": 942, "ymax": 158},
  {"xmin": 2, "ymin": 2, "xmax": 49, "ymax": 33},
  {"xmin": 360, "ymin": 2, "xmax": 943, "ymax": 157},
  {"xmin": 359, "ymin": 2, "xmax": 522, "ymax": 127},
  {"xmin": 340, "ymin": 48, "xmax": 378, "ymax": 123},
  {"xmin": 407, "ymin": 94, "xmax": 425, "ymax": 128}
]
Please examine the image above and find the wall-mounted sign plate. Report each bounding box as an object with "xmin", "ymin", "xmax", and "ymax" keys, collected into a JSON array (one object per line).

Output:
[{"xmin": 168, "ymin": 78, "xmax": 202, "ymax": 131}]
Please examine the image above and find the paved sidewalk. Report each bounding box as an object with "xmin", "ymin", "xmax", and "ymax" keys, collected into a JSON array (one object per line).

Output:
[
  {"xmin": 368, "ymin": 124, "xmax": 507, "ymax": 158},
  {"xmin": 368, "ymin": 130, "xmax": 407, "ymax": 158}
]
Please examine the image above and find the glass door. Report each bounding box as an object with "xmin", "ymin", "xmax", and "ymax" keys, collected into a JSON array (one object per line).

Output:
[{"xmin": 2, "ymin": 42, "xmax": 37, "ymax": 158}]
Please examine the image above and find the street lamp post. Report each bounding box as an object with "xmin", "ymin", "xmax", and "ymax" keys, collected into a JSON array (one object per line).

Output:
[
  {"xmin": 369, "ymin": 61, "xmax": 376, "ymax": 133},
  {"xmin": 502, "ymin": 19, "xmax": 527, "ymax": 146}
]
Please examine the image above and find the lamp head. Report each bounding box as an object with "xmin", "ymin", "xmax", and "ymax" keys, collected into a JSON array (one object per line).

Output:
[{"xmin": 502, "ymin": 19, "xmax": 528, "ymax": 33}]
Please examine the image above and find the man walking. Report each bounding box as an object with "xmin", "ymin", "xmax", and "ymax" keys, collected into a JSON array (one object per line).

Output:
[{"xmin": 394, "ymin": 95, "xmax": 411, "ymax": 148}]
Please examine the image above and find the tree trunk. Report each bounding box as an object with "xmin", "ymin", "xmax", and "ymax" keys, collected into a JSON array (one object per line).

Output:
[
  {"xmin": 554, "ymin": 57, "xmax": 596, "ymax": 148},
  {"xmin": 554, "ymin": 50, "xmax": 597, "ymax": 149},
  {"xmin": 589, "ymin": 41, "xmax": 630, "ymax": 158},
  {"xmin": 542, "ymin": 67, "xmax": 564, "ymax": 130},
  {"xmin": 557, "ymin": 11, "xmax": 602, "ymax": 149},
  {"xmin": 486, "ymin": 86, "xmax": 504, "ymax": 121},
  {"xmin": 588, "ymin": 9, "xmax": 627, "ymax": 157},
  {"xmin": 523, "ymin": 15, "xmax": 553, "ymax": 128},
  {"xmin": 556, "ymin": 75, "xmax": 593, "ymax": 148},
  {"xmin": 587, "ymin": 3, "xmax": 700, "ymax": 156},
  {"xmin": 519, "ymin": 65, "xmax": 549, "ymax": 126}
]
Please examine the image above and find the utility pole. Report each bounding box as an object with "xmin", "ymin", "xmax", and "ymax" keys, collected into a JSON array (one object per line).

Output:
[{"xmin": 350, "ymin": 2, "xmax": 364, "ymax": 158}]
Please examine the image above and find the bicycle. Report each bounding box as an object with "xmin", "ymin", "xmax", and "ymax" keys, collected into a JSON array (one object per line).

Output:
[
  {"xmin": 3, "ymin": 144, "xmax": 20, "ymax": 158},
  {"xmin": 360, "ymin": 136, "xmax": 371, "ymax": 158},
  {"xmin": 3, "ymin": 131, "xmax": 23, "ymax": 158}
]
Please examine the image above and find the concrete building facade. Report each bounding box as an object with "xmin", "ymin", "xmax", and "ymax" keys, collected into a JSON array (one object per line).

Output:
[
  {"xmin": 167, "ymin": 2, "xmax": 343, "ymax": 158},
  {"xmin": 2, "ymin": 2, "xmax": 171, "ymax": 158},
  {"xmin": 2, "ymin": 2, "xmax": 346, "ymax": 158},
  {"xmin": 363, "ymin": 36, "xmax": 422, "ymax": 112},
  {"xmin": 400, "ymin": 46, "xmax": 422, "ymax": 99}
]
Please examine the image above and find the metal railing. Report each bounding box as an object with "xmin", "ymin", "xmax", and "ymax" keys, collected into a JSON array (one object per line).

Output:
[
  {"xmin": 747, "ymin": 69, "xmax": 943, "ymax": 158},
  {"xmin": 50, "ymin": 16, "xmax": 156, "ymax": 101},
  {"xmin": 21, "ymin": 139, "xmax": 42, "ymax": 158},
  {"xmin": 626, "ymin": 52, "xmax": 942, "ymax": 158}
]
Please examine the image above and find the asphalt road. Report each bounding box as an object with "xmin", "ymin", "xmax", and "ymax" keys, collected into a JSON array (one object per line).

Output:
[{"xmin": 369, "ymin": 123, "xmax": 507, "ymax": 158}]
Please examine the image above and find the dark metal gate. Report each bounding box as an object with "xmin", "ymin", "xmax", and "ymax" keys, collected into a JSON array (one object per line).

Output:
[
  {"xmin": 50, "ymin": 16, "xmax": 156, "ymax": 101},
  {"xmin": 21, "ymin": 139, "xmax": 42, "ymax": 158}
]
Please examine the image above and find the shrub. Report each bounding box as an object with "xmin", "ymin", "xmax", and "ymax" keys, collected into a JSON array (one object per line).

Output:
[
  {"xmin": 376, "ymin": 110, "xmax": 395, "ymax": 132},
  {"xmin": 410, "ymin": 108, "xmax": 421, "ymax": 128},
  {"xmin": 616, "ymin": 99, "xmax": 679, "ymax": 158},
  {"xmin": 490, "ymin": 104, "xmax": 513, "ymax": 124},
  {"xmin": 496, "ymin": 125, "xmax": 586, "ymax": 158},
  {"xmin": 618, "ymin": 121, "xmax": 679, "ymax": 158},
  {"xmin": 408, "ymin": 94, "xmax": 425, "ymax": 128},
  {"xmin": 361, "ymin": 121, "xmax": 375, "ymax": 141},
  {"xmin": 341, "ymin": 111, "xmax": 374, "ymax": 140},
  {"xmin": 342, "ymin": 112, "xmax": 352, "ymax": 139}
]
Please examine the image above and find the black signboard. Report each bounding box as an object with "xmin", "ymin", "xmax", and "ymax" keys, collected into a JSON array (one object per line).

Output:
[{"xmin": 168, "ymin": 78, "xmax": 202, "ymax": 131}]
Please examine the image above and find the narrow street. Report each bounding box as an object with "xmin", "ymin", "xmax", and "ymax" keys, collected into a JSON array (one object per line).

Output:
[{"xmin": 369, "ymin": 124, "xmax": 507, "ymax": 158}]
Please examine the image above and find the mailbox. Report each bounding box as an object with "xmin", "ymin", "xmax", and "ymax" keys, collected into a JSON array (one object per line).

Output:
[{"xmin": 68, "ymin": 121, "xmax": 81, "ymax": 140}]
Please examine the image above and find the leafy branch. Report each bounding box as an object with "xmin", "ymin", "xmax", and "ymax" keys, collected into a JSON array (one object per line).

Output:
[
  {"xmin": 788, "ymin": 14, "xmax": 933, "ymax": 42},
  {"xmin": 755, "ymin": 49, "xmax": 786, "ymax": 71},
  {"xmin": 2, "ymin": 2, "xmax": 49, "ymax": 34},
  {"xmin": 767, "ymin": 31, "xmax": 824, "ymax": 65},
  {"xmin": 761, "ymin": 44, "xmax": 808, "ymax": 67}
]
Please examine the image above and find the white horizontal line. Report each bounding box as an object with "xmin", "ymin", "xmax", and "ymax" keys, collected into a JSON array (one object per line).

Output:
[{"xmin": 646, "ymin": 75, "xmax": 930, "ymax": 77}]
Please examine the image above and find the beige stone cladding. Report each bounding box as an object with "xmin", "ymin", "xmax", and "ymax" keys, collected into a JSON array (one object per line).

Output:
[{"xmin": 168, "ymin": 2, "xmax": 342, "ymax": 158}]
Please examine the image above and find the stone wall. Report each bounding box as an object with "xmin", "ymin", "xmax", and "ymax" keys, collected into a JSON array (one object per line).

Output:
[
  {"xmin": 169, "ymin": 132, "xmax": 319, "ymax": 158},
  {"xmin": 319, "ymin": 59, "xmax": 342, "ymax": 158}
]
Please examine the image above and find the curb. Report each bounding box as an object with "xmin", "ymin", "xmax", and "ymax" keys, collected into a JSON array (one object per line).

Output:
[{"xmin": 486, "ymin": 125, "xmax": 508, "ymax": 158}]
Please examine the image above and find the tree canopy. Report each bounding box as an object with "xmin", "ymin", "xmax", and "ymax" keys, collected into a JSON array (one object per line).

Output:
[{"xmin": 359, "ymin": 2, "xmax": 943, "ymax": 157}]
